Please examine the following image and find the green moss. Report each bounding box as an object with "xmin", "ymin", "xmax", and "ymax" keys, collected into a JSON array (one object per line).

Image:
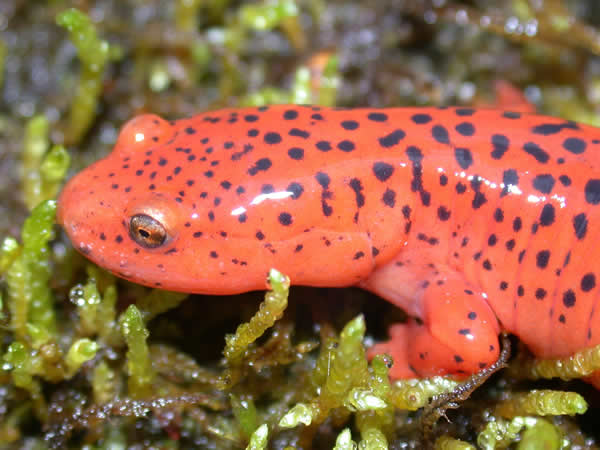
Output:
[
  {"xmin": 21, "ymin": 115, "xmax": 50, "ymax": 210},
  {"xmin": 435, "ymin": 436, "xmax": 476, "ymax": 450},
  {"xmin": 495, "ymin": 390, "xmax": 587, "ymax": 417},
  {"xmin": 4, "ymin": 200, "xmax": 57, "ymax": 342},
  {"xmin": 56, "ymin": 8, "xmax": 119, "ymax": 144},
  {"xmin": 3, "ymin": 1, "xmax": 600, "ymax": 447},
  {"xmin": 65, "ymin": 338, "xmax": 99, "ymax": 377},
  {"xmin": 0, "ymin": 38, "xmax": 6, "ymax": 88},
  {"xmin": 119, "ymin": 304, "xmax": 155, "ymax": 398},
  {"xmin": 223, "ymin": 268, "xmax": 289, "ymax": 364},
  {"xmin": 245, "ymin": 423, "xmax": 268, "ymax": 449}
]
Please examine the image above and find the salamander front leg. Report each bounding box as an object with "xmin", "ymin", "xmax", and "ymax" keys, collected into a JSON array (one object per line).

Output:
[{"xmin": 362, "ymin": 261, "xmax": 501, "ymax": 378}]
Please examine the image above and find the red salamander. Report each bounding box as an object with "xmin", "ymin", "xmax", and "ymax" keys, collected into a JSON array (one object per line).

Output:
[{"xmin": 57, "ymin": 105, "xmax": 600, "ymax": 384}]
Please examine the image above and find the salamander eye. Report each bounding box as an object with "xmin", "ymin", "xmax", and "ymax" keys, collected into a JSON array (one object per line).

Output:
[{"xmin": 129, "ymin": 214, "xmax": 167, "ymax": 248}]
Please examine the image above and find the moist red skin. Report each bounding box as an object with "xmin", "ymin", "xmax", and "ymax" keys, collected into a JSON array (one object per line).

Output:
[{"xmin": 57, "ymin": 105, "xmax": 600, "ymax": 385}]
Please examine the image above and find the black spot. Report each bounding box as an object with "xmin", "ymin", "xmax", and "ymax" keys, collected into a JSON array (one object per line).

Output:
[
  {"xmin": 158, "ymin": 157, "xmax": 168, "ymax": 166},
  {"xmin": 573, "ymin": 213, "xmax": 588, "ymax": 239},
  {"xmin": 488, "ymin": 234, "xmax": 497, "ymax": 246},
  {"xmin": 193, "ymin": 231, "xmax": 203, "ymax": 238},
  {"xmin": 316, "ymin": 140, "xmax": 332, "ymax": 151},
  {"xmin": 454, "ymin": 355, "xmax": 464, "ymax": 363},
  {"xmin": 473, "ymin": 251, "xmax": 482, "ymax": 260},
  {"xmin": 456, "ymin": 108, "xmax": 475, "ymax": 116},
  {"xmin": 382, "ymin": 189, "xmax": 396, "ymax": 207},
  {"xmin": 456, "ymin": 182, "xmax": 466, "ymax": 194},
  {"xmin": 513, "ymin": 217, "xmax": 522, "ymax": 232},
  {"xmin": 261, "ymin": 184, "xmax": 275, "ymax": 194},
  {"xmin": 368, "ymin": 112, "xmax": 388, "ymax": 122},
  {"xmin": 287, "ymin": 182, "xmax": 304, "ymax": 199},
  {"xmin": 559, "ymin": 314, "xmax": 566, "ymax": 324},
  {"xmin": 558, "ymin": 175, "xmax": 571, "ymax": 187},
  {"xmin": 563, "ymin": 289, "xmax": 576, "ymax": 308},
  {"xmin": 220, "ymin": 181, "xmax": 232, "ymax": 190},
  {"xmin": 373, "ymin": 162, "xmax": 394, "ymax": 182},
  {"xmin": 439, "ymin": 174, "xmax": 448, "ymax": 186},
  {"xmin": 256, "ymin": 231, "xmax": 265, "ymax": 240},
  {"xmin": 536, "ymin": 250, "xmax": 550, "ymax": 269},
  {"xmin": 523, "ymin": 142, "xmax": 549, "ymax": 163},
  {"xmin": 458, "ymin": 328, "xmax": 471, "ymax": 335},
  {"xmin": 353, "ymin": 251, "xmax": 365, "ymax": 260},
  {"xmin": 115, "ymin": 235, "xmax": 123, "ymax": 243},
  {"xmin": 432, "ymin": 125, "xmax": 450, "ymax": 144},
  {"xmin": 402, "ymin": 205, "xmax": 411, "ymax": 219},
  {"xmin": 135, "ymin": 170, "xmax": 143, "ymax": 176},
  {"xmin": 500, "ymin": 281, "xmax": 508, "ymax": 290},
  {"xmin": 286, "ymin": 147, "xmax": 304, "ymax": 160},
  {"xmin": 248, "ymin": 158, "xmax": 272, "ymax": 175},
  {"xmin": 210, "ymin": 251, "xmax": 218, "ymax": 259},
  {"xmin": 539, "ymin": 204, "xmax": 555, "ymax": 226},
  {"xmin": 491, "ymin": 134, "xmax": 510, "ymax": 159},
  {"xmin": 311, "ymin": 113, "xmax": 324, "ymax": 121},
  {"xmin": 563, "ymin": 137, "xmax": 586, "ymax": 154},
  {"xmin": 289, "ymin": 128, "xmax": 310, "ymax": 139},
  {"xmin": 264, "ymin": 132, "xmax": 282, "ymax": 144},
  {"xmin": 283, "ymin": 109, "xmax": 298, "ymax": 120},
  {"xmin": 585, "ymin": 179, "xmax": 600, "ymax": 204},
  {"xmin": 535, "ymin": 288, "xmax": 547, "ymax": 300},
  {"xmin": 238, "ymin": 213, "xmax": 247, "ymax": 223},
  {"xmin": 294, "ymin": 244, "xmax": 303, "ymax": 252},
  {"xmin": 581, "ymin": 273, "xmax": 596, "ymax": 292},
  {"xmin": 315, "ymin": 172, "xmax": 331, "ymax": 189},
  {"xmin": 341, "ymin": 120, "xmax": 359, "ymax": 130},
  {"xmin": 338, "ymin": 140, "xmax": 355, "ymax": 152},
  {"xmin": 411, "ymin": 113, "xmax": 432, "ymax": 124},
  {"xmin": 494, "ymin": 208, "xmax": 504, "ymax": 222},
  {"xmin": 482, "ymin": 259, "xmax": 492, "ymax": 270},
  {"xmin": 532, "ymin": 122, "xmax": 578, "ymax": 135},
  {"xmin": 224, "ymin": 141, "xmax": 234, "ymax": 149},
  {"xmin": 455, "ymin": 122, "xmax": 475, "ymax": 136},
  {"xmin": 472, "ymin": 192, "xmax": 487, "ymax": 209},
  {"xmin": 437, "ymin": 206, "xmax": 451, "ymax": 221},
  {"xmin": 505, "ymin": 239, "xmax": 515, "ymax": 251},
  {"xmin": 501, "ymin": 169, "xmax": 519, "ymax": 197},
  {"xmin": 454, "ymin": 147, "xmax": 473, "ymax": 169},
  {"xmin": 278, "ymin": 212, "xmax": 292, "ymax": 226},
  {"xmin": 349, "ymin": 178, "xmax": 365, "ymax": 208},
  {"xmin": 208, "ymin": 211, "xmax": 215, "ymax": 221},
  {"xmin": 518, "ymin": 285, "xmax": 524, "ymax": 296},
  {"xmin": 532, "ymin": 174, "xmax": 555, "ymax": 194},
  {"xmin": 244, "ymin": 114, "xmax": 259, "ymax": 122},
  {"xmin": 468, "ymin": 311, "xmax": 477, "ymax": 319},
  {"xmin": 236, "ymin": 186, "xmax": 245, "ymax": 195},
  {"xmin": 378, "ymin": 129, "xmax": 406, "ymax": 148},
  {"xmin": 564, "ymin": 251, "xmax": 571, "ymax": 267},
  {"xmin": 503, "ymin": 111, "xmax": 521, "ymax": 119},
  {"xmin": 248, "ymin": 129, "xmax": 259, "ymax": 137}
]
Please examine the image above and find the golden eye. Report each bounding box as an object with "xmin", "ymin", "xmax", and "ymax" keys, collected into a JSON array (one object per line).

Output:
[{"xmin": 129, "ymin": 214, "xmax": 167, "ymax": 248}]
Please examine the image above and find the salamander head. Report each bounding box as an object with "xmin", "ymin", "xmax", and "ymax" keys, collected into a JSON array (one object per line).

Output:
[{"xmin": 57, "ymin": 114, "xmax": 267, "ymax": 294}]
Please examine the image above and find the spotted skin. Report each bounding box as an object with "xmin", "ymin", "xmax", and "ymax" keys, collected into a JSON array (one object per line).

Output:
[{"xmin": 58, "ymin": 105, "xmax": 600, "ymax": 385}]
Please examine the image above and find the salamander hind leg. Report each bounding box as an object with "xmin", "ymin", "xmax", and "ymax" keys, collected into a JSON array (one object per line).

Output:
[{"xmin": 361, "ymin": 259, "xmax": 501, "ymax": 378}]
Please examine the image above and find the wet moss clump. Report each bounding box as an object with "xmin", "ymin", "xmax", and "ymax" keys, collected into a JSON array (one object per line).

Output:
[{"xmin": 2, "ymin": 1, "xmax": 600, "ymax": 448}]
